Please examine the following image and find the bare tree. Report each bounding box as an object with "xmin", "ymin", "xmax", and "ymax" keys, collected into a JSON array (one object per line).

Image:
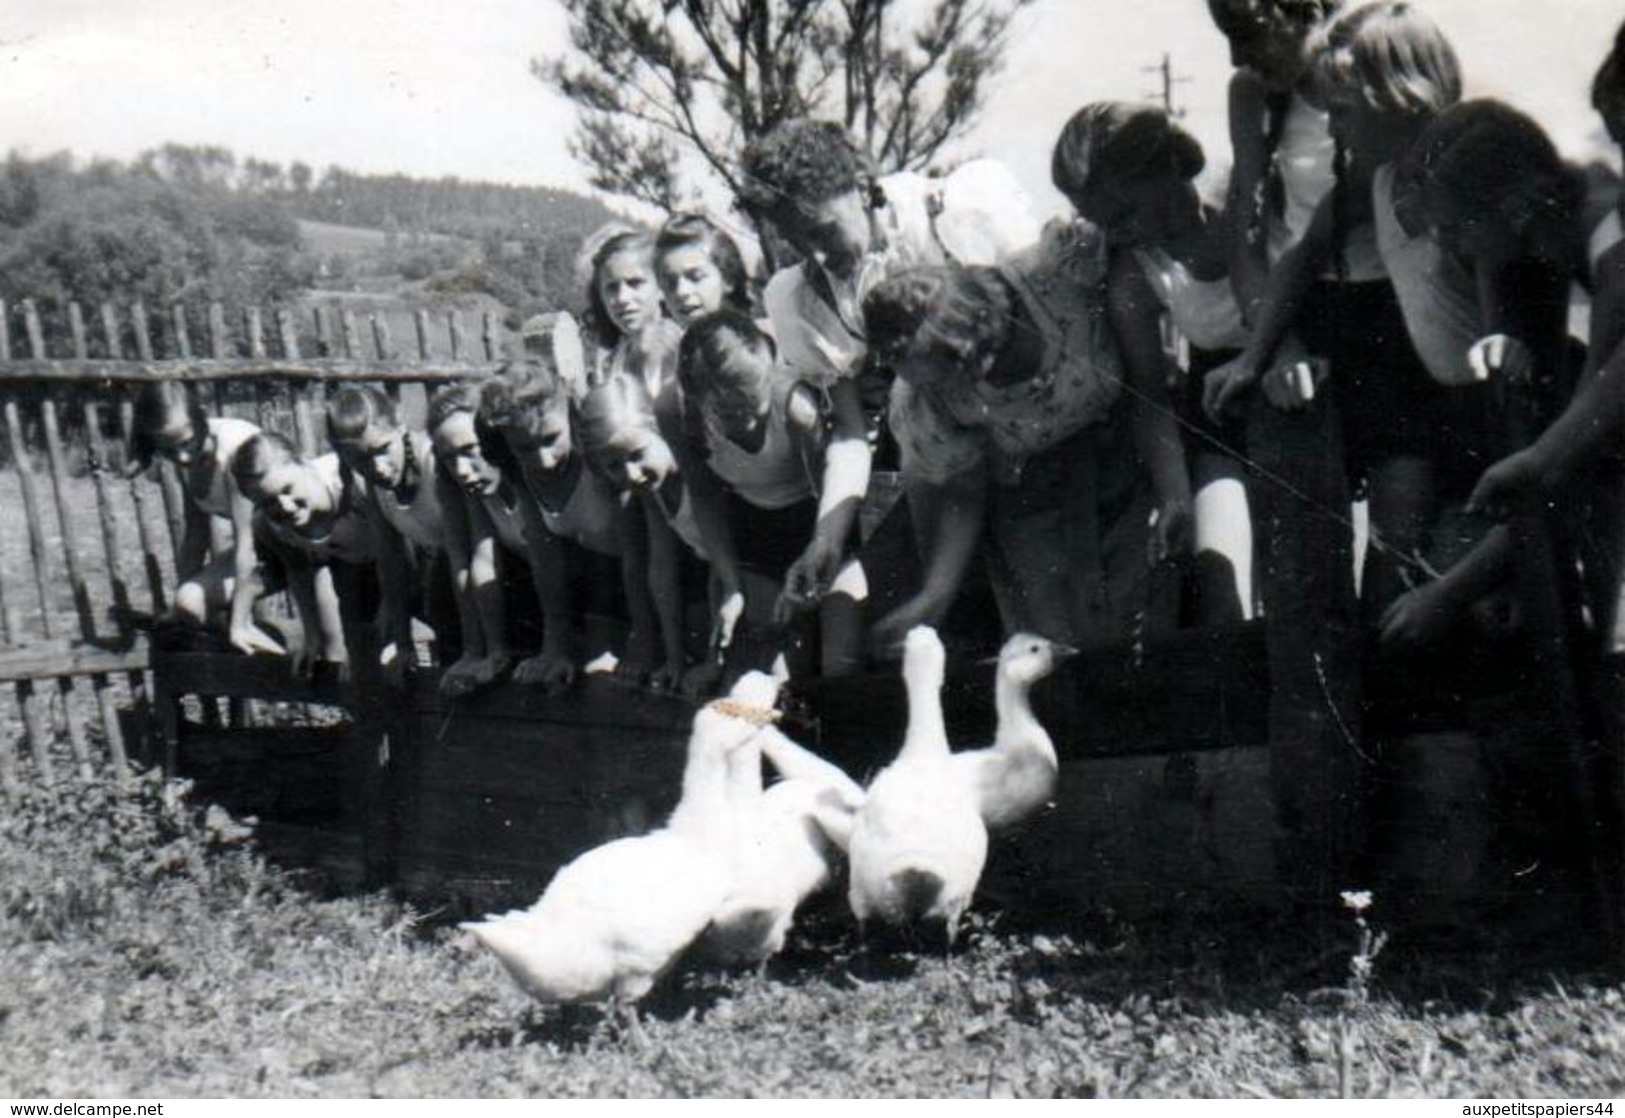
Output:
[{"xmin": 536, "ymin": 0, "xmax": 1035, "ymax": 210}]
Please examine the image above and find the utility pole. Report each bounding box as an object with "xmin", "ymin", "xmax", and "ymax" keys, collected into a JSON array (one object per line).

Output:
[{"xmin": 1143, "ymin": 52, "xmax": 1190, "ymax": 118}]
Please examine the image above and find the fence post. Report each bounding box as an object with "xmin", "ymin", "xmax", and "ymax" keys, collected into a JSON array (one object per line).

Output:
[{"xmin": 132, "ymin": 301, "xmax": 187, "ymax": 557}]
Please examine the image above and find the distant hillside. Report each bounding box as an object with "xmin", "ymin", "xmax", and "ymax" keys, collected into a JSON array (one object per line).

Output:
[
  {"xmin": 0, "ymin": 144, "xmax": 621, "ymax": 342},
  {"xmin": 294, "ymin": 167, "xmax": 619, "ymax": 246}
]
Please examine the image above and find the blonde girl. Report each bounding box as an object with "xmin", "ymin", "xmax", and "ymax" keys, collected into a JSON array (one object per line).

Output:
[
  {"xmin": 1206, "ymin": 0, "xmax": 1467, "ymax": 625},
  {"xmin": 577, "ymin": 373, "xmax": 745, "ymax": 696}
]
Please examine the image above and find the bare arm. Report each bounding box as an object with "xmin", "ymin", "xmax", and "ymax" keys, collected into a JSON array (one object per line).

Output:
[
  {"xmin": 871, "ymin": 464, "xmax": 988, "ymax": 654},
  {"xmin": 1108, "ymin": 253, "xmax": 1194, "ymax": 562},
  {"xmin": 1204, "ymin": 192, "xmax": 1341, "ymax": 418},
  {"xmin": 1469, "ymin": 246, "xmax": 1625, "ymax": 511},
  {"xmin": 784, "ymin": 379, "xmax": 870, "ymax": 608},
  {"xmin": 363, "ymin": 493, "xmax": 414, "ymax": 673},
  {"xmin": 224, "ymin": 491, "xmax": 281, "ymax": 655},
  {"xmin": 641, "ymin": 496, "xmax": 691, "ymax": 688},
  {"xmin": 1380, "ymin": 525, "xmax": 1514, "ymax": 647},
  {"xmin": 681, "ymin": 458, "xmax": 745, "ymax": 615},
  {"xmin": 1222, "ymin": 70, "xmax": 1277, "ymax": 323},
  {"xmin": 176, "ymin": 498, "xmax": 210, "ymax": 582},
  {"xmin": 435, "ymin": 475, "xmax": 486, "ymax": 659},
  {"xmin": 438, "ymin": 495, "xmax": 514, "ymax": 699},
  {"xmin": 512, "ymin": 493, "xmax": 579, "ymax": 691}
]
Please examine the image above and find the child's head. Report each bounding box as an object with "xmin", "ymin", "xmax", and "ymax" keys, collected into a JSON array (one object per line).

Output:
[
  {"xmin": 584, "ymin": 228, "xmax": 662, "ymax": 346},
  {"xmin": 1051, "ymin": 102, "xmax": 1206, "ymax": 247},
  {"xmin": 428, "ymin": 383, "xmax": 502, "ymax": 499},
  {"xmin": 326, "ymin": 386, "xmax": 411, "ymax": 492},
  {"xmin": 1399, "ymin": 100, "xmax": 1582, "ymax": 264},
  {"xmin": 862, "ymin": 265, "xmax": 1015, "ymax": 389},
  {"xmin": 480, "ymin": 358, "xmax": 574, "ymax": 474},
  {"xmin": 678, "ymin": 310, "xmax": 777, "ymax": 452},
  {"xmin": 231, "ymin": 432, "xmax": 331, "ymax": 530},
  {"xmin": 1207, "ymin": 0, "xmax": 1343, "ymax": 92},
  {"xmin": 654, "ymin": 214, "xmax": 751, "ymax": 327},
  {"xmin": 1310, "ymin": 1, "xmax": 1461, "ymax": 160},
  {"xmin": 1592, "ymin": 20, "xmax": 1625, "ymax": 145},
  {"xmin": 738, "ymin": 119, "xmax": 878, "ymax": 272},
  {"xmin": 576, "ymin": 374, "xmax": 678, "ymax": 494},
  {"xmin": 131, "ymin": 380, "xmax": 210, "ymax": 468}
]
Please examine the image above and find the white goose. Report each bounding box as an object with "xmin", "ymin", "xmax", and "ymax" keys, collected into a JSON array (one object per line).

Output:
[
  {"xmin": 700, "ymin": 672, "xmax": 866, "ymax": 967},
  {"xmin": 461, "ymin": 695, "xmax": 772, "ymax": 1043},
  {"xmin": 951, "ymin": 633, "xmax": 1075, "ymax": 831},
  {"xmin": 847, "ymin": 625, "xmax": 987, "ymax": 944}
]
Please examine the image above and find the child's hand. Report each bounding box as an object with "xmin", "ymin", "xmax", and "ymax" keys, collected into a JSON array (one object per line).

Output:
[
  {"xmin": 1202, "ymin": 354, "xmax": 1259, "ymax": 420},
  {"xmin": 230, "ymin": 622, "xmax": 285, "ymax": 658},
  {"xmin": 870, "ymin": 600, "xmax": 936, "ymax": 662},
  {"xmin": 377, "ymin": 641, "xmax": 408, "ymax": 688},
  {"xmin": 680, "ymin": 659, "xmax": 724, "ymax": 700},
  {"xmin": 1465, "ymin": 447, "xmax": 1550, "ymax": 517},
  {"xmin": 1148, "ymin": 498, "xmax": 1194, "ymax": 565},
  {"xmin": 1260, "ymin": 355, "xmax": 1324, "ymax": 412},
  {"xmin": 648, "ymin": 658, "xmax": 685, "ymax": 695},
  {"xmin": 515, "ymin": 650, "xmax": 576, "ymax": 694},
  {"xmin": 289, "ymin": 641, "xmax": 317, "ymax": 682},
  {"xmin": 779, "ymin": 538, "xmax": 844, "ymax": 616},
  {"xmin": 712, "ymin": 590, "xmax": 745, "ymax": 656},
  {"xmin": 1467, "ymin": 334, "xmax": 1535, "ymax": 385},
  {"xmin": 1378, "ymin": 582, "xmax": 1456, "ymax": 648}
]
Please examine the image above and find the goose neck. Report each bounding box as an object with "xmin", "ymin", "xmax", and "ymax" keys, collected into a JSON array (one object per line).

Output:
[
  {"xmin": 901, "ymin": 663, "xmax": 948, "ymax": 757},
  {"xmin": 670, "ymin": 735, "xmax": 742, "ymax": 840},
  {"xmin": 994, "ymin": 672, "xmax": 1051, "ymax": 759}
]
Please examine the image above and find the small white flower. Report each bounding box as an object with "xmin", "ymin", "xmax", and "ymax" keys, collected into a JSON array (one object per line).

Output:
[{"xmin": 1340, "ymin": 889, "xmax": 1373, "ymax": 913}]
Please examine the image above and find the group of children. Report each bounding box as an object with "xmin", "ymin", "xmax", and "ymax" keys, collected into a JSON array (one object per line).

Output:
[{"xmin": 132, "ymin": 1, "xmax": 1625, "ymax": 791}]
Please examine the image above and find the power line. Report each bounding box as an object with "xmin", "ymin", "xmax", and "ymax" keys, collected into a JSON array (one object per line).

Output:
[{"xmin": 1142, "ymin": 52, "xmax": 1191, "ymax": 118}]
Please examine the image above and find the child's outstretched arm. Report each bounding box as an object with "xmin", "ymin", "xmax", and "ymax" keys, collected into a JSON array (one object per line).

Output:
[
  {"xmin": 225, "ymin": 490, "xmax": 281, "ymax": 656},
  {"xmin": 1468, "ymin": 241, "xmax": 1619, "ymax": 511},
  {"xmin": 512, "ymin": 494, "xmax": 579, "ymax": 693},
  {"xmin": 175, "ymin": 496, "xmax": 210, "ymax": 584},
  {"xmin": 681, "ymin": 460, "xmax": 745, "ymax": 635},
  {"xmin": 610, "ymin": 494, "xmax": 674, "ymax": 690},
  {"xmin": 1107, "ymin": 252, "xmax": 1194, "ymax": 564},
  {"xmin": 783, "ymin": 379, "xmax": 870, "ymax": 611},
  {"xmin": 1470, "ymin": 344, "xmax": 1625, "ymax": 512},
  {"xmin": 870, "ymin": 464, "xmax": 988, "ymax": 655},
  {"xmin": 437, "ymin": 474, "xmax": 487, "ymax": 661},
  {"xmin": 1204, "ymin": 192, "xmax": 1341, "ymax": 419},
  {"xmin": 1222, "ymin": 69, "xmax": 1278, "ymax": 323},
  {"xmin": 439, "ymin": 497, "xmax": 512, "ymax": 699},
  {"xmin": 641, "ymin": 497, "xmax": 699, "ymax": 695},
  {"xmin": 1379, "ymin": 525, "xmax": 1514, "ymax": 647},
  {"xmin": 361, "ymin": 493, "xmax": 414, "ymax": 683},
  {"xmin": 267, "ymin": 532, "xmax": 345, "ymax": 679}
]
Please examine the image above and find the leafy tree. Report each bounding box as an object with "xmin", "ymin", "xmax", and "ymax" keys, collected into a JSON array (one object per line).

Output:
[{"xmin": 536, "ymin": 0, "xmax": 1035, "ymax": 209}]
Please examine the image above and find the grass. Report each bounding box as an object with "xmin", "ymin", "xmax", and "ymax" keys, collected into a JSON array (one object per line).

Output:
[{"xmin": 1, "ymin": 766, "xmax": 1623, "ymax": 1098}]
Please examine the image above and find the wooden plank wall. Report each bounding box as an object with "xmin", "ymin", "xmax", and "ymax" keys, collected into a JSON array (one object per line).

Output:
[{"xmin": 0, "ymin": 296, "xmax": 506, "ymax": 795}]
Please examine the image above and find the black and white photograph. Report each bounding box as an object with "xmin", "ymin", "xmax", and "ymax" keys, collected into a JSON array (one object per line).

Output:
[{"xmin": 0, "ymin": 0, "xmax": 1622, "ymax": 1100}]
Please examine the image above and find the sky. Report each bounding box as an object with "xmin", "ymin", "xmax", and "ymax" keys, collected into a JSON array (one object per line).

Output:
[{"xmin": 1, "ymin": 0, "xmax": 1620, "ymax": 222}]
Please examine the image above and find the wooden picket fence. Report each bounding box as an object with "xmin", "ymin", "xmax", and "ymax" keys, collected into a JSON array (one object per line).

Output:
[{"xmin": 0, "ymin": 295, "xmax": 509, "ymax": 794}]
